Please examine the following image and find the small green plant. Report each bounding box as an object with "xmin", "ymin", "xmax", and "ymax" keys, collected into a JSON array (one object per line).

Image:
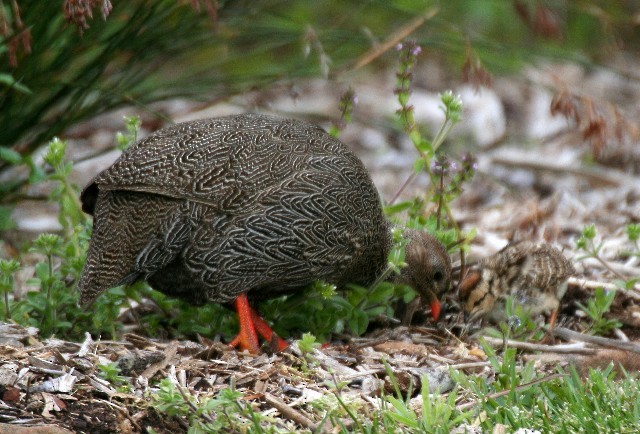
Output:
[
  {"xmin": 297, "ymin": 332, "xmax": 321, "ymax": 354},
  {"xmin": 330, "ymin": 363, "xmax": 470, "ymax": 433},
  {"xmin": 576, "ymin": 224, "xmax": 601, "ymax": 257},
  {"xmin": 383, "ymin": 377, "xmax": 469, "ymax": 433},
  {"xmin": 626, "ymin": 223, "xmax": 640, "ymax": 246},
  {"xmin": 576, "ymin": 287, "xmax": 622, "ymax": 335},
  {"xmin": 452, "ymin": 341, "xmax": 548, "ymax": 429},
  {"xmin": 97, "ymin": 362, "xmax": 131, "ymax": 393},
  {"xmin": 394, "ymin": 40, "xmax": 465, "ymax": 197},
  {"xmin": 116, "ymin": 115, "xmax": 142, "ymax": 151},
  {"xmin": 390, "ymin": 40, "xmax": 475, "ymax": 255},
  {"xmin": 576, "ymin": 224, "xmax": 626, "ymax": 281},
  {"xmin": 21, "ymin": 233, "xmax": 70, "ymax": 335},
  {"xmin": 329, "ymin": 87, "xmax": 357, "ymax": 138},
  {"xmin": 295, "ymin": 332, "xmax": 322, "ymax": 373},
  {"xmin": 481, "ymin": 296, "xmax": 546, "ymax": 344},
  {"xmin": 0, "ymin": 258, "xmax": 20, "ymax": 319},
  {"xmin": 575, "ymin": 224, "xmax": 628, "ymax": 335},
  {"xmin": 1, "ymin": 130, "xmax": 132, "ymax": 339},
  {"xmin": 42, "ymin": 138, "xmax": 87, "ymax": 233},
  {"xmin": 622, "ymin": 224, "xmax": 640, "ymax": 264},
  {"xmin": 151, "ymin": 378, "xmax": 283, "ymax": 433}
]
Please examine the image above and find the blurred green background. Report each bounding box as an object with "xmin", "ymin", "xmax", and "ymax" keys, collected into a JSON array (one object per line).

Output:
[{"xmin": 1, "ymin": 0, "xmax": 637, "ymax": 168}]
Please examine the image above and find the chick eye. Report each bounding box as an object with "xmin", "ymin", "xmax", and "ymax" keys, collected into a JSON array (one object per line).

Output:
[{"xmin": 433, "ymin": 271, "xmax": 444, "ymax": 281}]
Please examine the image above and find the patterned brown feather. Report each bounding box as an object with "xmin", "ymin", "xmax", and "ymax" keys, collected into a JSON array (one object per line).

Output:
[
  {"xmin": 458, "ymin": 241, "xmax": 575, "ymax": 323},
  {"xmin": 78, "ymin": 113, "xmax": 451, "ymax": 315}
]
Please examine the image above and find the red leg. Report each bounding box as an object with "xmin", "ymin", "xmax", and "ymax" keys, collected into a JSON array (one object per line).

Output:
[
  {"xmin": 250, "ymin": 309, "xmax": 289, "ymax": 351},
  {"xmin": 549, "ymin": 309, "xmax": 558, "ymax": 330},
  {"xmin": 228, "ymin": 293, "xmax": 288, "ymax": 353},
  {"xmin": 548, "ymin": 309, "xmax": 559, "ymax": 343},
  {"xmin": 228, "ymin": 293, "xmax": 260, "ymax": 354},
  {"xmin": 540, "ymin": 309, "xmax": 559, "ymax": 345}
]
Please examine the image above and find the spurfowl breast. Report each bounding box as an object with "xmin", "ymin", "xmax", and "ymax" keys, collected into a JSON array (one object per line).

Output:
[{"xmin": 78, "ymin": 113, "xmax": 450, "ymax": 352}]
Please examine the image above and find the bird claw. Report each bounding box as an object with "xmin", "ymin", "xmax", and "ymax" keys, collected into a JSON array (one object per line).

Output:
[{"xmin": 230, "ymin": 293, "xmax": 288, "ymax": 354}]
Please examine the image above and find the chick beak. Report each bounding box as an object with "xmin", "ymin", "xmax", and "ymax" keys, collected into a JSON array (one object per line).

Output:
[{"xmin": 430, "ymin": 299, "xmax": 442, "ymax": 321}]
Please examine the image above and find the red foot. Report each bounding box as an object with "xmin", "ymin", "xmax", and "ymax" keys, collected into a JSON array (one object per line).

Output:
[{"xmin": 228, "ymin": 293, "xmax": 288, "ymax": 354}]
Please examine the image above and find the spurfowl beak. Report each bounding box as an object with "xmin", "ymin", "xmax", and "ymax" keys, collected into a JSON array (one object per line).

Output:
[
  {"xmin": 423, "ymin": 287, "xmax": 443, "ymax": 322},
  {"xmin": 430, "ymin": 299, "xmax": 442, "ymax": 321},
  {"xmin": 228, "ymin": 293, "xmax": 289, "ymax": 354}
]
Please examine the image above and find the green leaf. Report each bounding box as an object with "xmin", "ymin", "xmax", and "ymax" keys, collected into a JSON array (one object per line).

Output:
[
  {"xmin": 24, "ymin": 156, "xmax": 47, "ymax": 184},
  {"xmin": 34, "ymin": 262, "xmax": 50, "ymax": 281},
  {"xmin": 348, "ymin": 309, "xmax": 369, "ymax": 336},
  {"xmin": 626, "ymin": 223, "xmax": 640, "ymax": 242},
  {"xmin": 384, "ymin": 201, "xmax": 414, "ymax": 215},
  {"xmin": 415, "ymin": 137, "xmax": 432, "ymax": 154},
  {"xmin": 368, "ymin": 282, "xmax": 394, "ymax": 304},
  {"xmin": 297, "ymin": 332, "xmax": 320, "ymax": 353},
  {"xmin": 0, "ymin": 73, "xmax": 32, "ymax": 94},
  {"xmin": 413, "ymin": 158, "xmax": 426, "ymax": 173},
  {"xmin": 582, "ymin": 224, "xmax": 597, "ymax": 240},
  {"xmin": 0, "ymin": 147, "xmax": 22, "ymax": 164},
  {"xmin": 624, "ymin": 278, "xmax": 639, "ymax": 290},
  {"xmin": 0, "ymin": 206, "xmax": 15, "ymax": 231}
]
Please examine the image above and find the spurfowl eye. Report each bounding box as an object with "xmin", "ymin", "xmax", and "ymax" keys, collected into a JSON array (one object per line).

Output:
[{"xmin": 433, "ymin": 270, "xmax": 444, "ymax": 281}]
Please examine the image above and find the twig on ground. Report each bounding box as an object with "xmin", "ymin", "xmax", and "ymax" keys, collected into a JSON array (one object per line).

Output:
[
  {"xmin": 490, "ymin": 154, "xmax": 632, "ymax": 187},
  {"xmin": 141, "ymin": 341, "xmax": 179, "ymax": 379},
  {"xmin": 96, "ymin": 398, "xmax": 143, "ymax": 432},
  {"xmin": 569, "ymin": 277, "xmax": 640, "ymax": 300},
  {"xmin": 579, "ymin": 257, "xmax": 630, "ymax": 282},
  {"xmin": 613, "ymin": 329, "xmax": 629, "ymax": 342},
  {"xmin": 448, "ymin": 361, "xmax": 492, "ymax": 370},
  {"xmin": 552, "ymin": 327, "xmax": 640, "ymax": 354},
  {"xmin": 481, "ymin": 336, "xmax": 596, "ymax": 354},
  {"xmin": 264, "ymin": 392, "xmax": 332, "ymax": 433}
]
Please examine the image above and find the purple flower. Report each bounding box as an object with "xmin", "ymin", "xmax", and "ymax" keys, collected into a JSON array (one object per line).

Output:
[
  {"xmin": 460, "ymin": 152, "xmax": 478, "ymax": 171},
  {"xmin": 430, "ymin": 155, "xmax": 451, "ymax": 176}
]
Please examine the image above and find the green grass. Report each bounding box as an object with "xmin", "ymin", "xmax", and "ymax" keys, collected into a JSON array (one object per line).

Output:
[{"xmin": 145, "ymin": 350, "xmax": 640, "ymax": 433}]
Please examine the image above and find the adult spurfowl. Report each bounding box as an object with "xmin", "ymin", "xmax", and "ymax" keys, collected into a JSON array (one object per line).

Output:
[{"xmin": 78, "ymin": 113, "xmax": 451, "ymax": 353}]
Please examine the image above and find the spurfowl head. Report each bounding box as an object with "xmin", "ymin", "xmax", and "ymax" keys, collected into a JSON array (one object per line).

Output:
[{"xmin": 397, "ymin": 229, "xmax": 452, "ymax": 321}]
